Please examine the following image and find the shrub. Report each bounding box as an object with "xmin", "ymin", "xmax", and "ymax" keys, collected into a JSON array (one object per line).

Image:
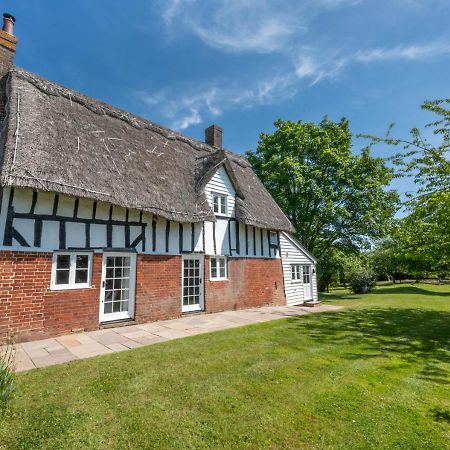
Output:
[
  {"xmin": 0, "ymin": 339, "xmax": 15, "ymax": 412},
  {"xmin": 349, "ymin": 269, "xmax": 376, "ymax": 294}
]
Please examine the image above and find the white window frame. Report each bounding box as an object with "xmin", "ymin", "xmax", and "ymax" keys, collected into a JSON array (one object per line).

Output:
[
  {"xmin": 212, "ymin": 192, "xmax": 228, "ymax": 216},
  {"xmin": 291, "ymin": 264, "xmax": 302, "ymax": 283},
  {"xmin": 50, "ymin": 252, "xmax": 93, "ymax": 290},
  {"xmin": 210, "ymin": 256, "xmax": 228, "ymax": 281}
]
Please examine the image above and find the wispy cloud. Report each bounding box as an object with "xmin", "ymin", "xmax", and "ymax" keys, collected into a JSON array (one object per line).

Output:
[
  {"xmin": 354, "ymin": 41, "xmax": 450, "ymax": 62},
  {"xmin": 158, "ymin": 0, "xmax": 361, "ymax": 54},
  {"xmin": 139, "ymin": 1, "xmax": 450, "ymax": 130}
]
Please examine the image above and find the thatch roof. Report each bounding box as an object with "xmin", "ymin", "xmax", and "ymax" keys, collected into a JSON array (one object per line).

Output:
[{"xmin": 0, "ymin": 68, "xmax": 294, "ymax": 232}]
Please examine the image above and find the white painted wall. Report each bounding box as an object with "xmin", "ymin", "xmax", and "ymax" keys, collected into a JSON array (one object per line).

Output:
[
  {"xmin": 0, "ymin": 187, "xmax": 280, "ymax": 259},
  {"xmin": 280, "ymin": 232, "xmax": 318, "ymax": 304},
  {"xmin": 205, "ymin": 165, "xmax": 236, "ymax": 217}
]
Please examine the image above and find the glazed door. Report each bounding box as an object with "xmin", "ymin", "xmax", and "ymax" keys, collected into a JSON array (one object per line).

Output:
[
  {"xmin": 182, "ymin": 256, "xmax": 204, "ymax": 312},
  {"xmin": 100, "ymin": 253, "xmax": 136, "ymax": 322},
  {"xmin": 302, "ymin": 265, "xmax": 312, "ymax": 300}
]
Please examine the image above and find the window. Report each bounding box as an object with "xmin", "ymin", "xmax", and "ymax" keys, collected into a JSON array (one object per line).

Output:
[
  {"xmin": 291, "ymin": 264, "xmax": 301, "ymax": 282},
  {"xmin": 212, "ymin": 193, "xmax": 227, "ymax": 216},
  {"xmin": 210, "ymin": 256, "xmax": 227, "ymax": 281},
  {"xmin": 51, "ymin": 252, "xmax": 92, "ymax": 290},
  {"xmin": 303, "ymin": 265, "xmax": 311, "ymax": 283}
]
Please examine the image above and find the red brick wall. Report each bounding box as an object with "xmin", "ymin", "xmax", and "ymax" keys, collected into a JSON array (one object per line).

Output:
[
  {"xmin": 0, "ymin": 252, "xmax": 102, "ymax": 342},
  {"xmin": 204, "ymin": 256, "xmax": 286, "ymax": 313},
  {"xmin": 0, "ymin": 251, "xmax": 286, "ymax": 342},
  {"xmin": 134, "ymin": 255, "xmax": 182, "ymax": 323}
]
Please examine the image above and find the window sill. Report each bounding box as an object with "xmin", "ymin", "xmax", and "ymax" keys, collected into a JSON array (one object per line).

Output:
[
  {"xmin": 50, "ymin": 284, "xmax": 93, "ymax": 291},
  {"xmin": 210, "ymin": 278, "xmax": 228, "ymax": 282}
]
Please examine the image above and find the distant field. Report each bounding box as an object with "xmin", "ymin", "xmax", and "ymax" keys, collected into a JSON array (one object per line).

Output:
[{"xmin": 1, "ymin": 283, "xmax": 449, "ymax": 449}]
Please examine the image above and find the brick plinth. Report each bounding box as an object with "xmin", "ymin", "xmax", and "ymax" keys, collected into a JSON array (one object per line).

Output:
[{"xmin": 0, "ymin": 251, "xmax": 286, "ymax": 341}]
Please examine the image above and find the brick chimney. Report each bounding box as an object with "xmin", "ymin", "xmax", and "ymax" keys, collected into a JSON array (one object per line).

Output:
[
  {"xmin": 205, "ymin": 124, "xmax": 222, "ymax": 148},
  {"xmin": 0, "ymin": 13, "xmax": 17, "ymax": 116}
]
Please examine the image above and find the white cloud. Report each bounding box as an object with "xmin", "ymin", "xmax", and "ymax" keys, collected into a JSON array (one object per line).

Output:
[
  {"xmin": 354, "ymin": 41, "xmax": 450, "ymax": 62},
  {"xmin": 140, "ymin": 1, "xmax": 450, "ymax": 130},
  {"xmin": 158, "ymin": 0, "xmax": 362, "ymax": 54},
  {"xmin": 137, "ymin": 38, "xmax": 450, "ymax": 130}
]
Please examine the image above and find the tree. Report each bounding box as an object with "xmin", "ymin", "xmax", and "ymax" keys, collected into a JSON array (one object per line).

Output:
[
  {"xmin": 363, "ymin": 99, "xmax": 450, "ymax": 278},
  {"xmin": 247, "ymin": 118, "xmax": 398, "ymax": 257}
]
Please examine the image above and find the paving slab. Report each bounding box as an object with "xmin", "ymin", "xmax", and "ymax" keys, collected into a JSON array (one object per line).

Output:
[
  {"xmin": 32, "ymin": 351, "xmax": 78, "ymax": 369},
  {"xmin": 14, "ymin": 347, "xmax": 36, "ymax": 372},
  {"xmin": 13, "ymin": 304, "xmax": 343, "ymax": 372}
]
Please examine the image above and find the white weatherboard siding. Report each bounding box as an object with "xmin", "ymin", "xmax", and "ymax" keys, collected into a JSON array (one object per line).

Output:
[
  {"xmin": 205, "ymin": 165, "xmax": 236, "ymax": 217},
  {"xmin": 280, "ymin": 232, "xmax": 318, "ymax": 305},
  {"xmin": 0, "ymin": 187, "xmax": 279, "ymax": 258}
]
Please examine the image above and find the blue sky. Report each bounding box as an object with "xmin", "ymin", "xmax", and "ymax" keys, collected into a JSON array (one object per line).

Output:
[{"xmin": 4, "ymin": 0, "xmax": 450, "ymax": 199}]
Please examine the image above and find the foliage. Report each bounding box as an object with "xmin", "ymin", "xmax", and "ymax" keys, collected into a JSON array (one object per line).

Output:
[
  {"xmin": 0, "ymin": 339, "xmax": 15, "ymax": 412},
  {"xmin": 360, "ymin": 98, "xmax": 450, "ymax": 198},
  {"xmin": 348, "ymin": 268, "xmax": 376, "ymax": 294},
  {"xmin": 316, "ymin": 248, "xmax": 341, "ymax": 292},
  {"xmin": 368, "ymin": 237, "xmax": 404, "ymax": 281},
  {"xmin": 247, "ymin": 118, "xmax": 398, "ymax": 257},
  {"xmin": 363, "ymin": 99, "xmax": 450, "ymax": 278}
]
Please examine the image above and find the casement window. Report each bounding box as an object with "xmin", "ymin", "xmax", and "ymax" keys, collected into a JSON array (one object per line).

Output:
[
  {"xmin": 51, "ymin": 252, "xmax": 93, "ymax": 290},
  {"xmin": 210, "ymin": 256, "xmax": 227, "ymax": 281},
  {"xmin": 302, "ymin": 265, "xmax": 311, "ymax": 283},
  {"xmin": 212, "ymin": 193, "xmax": 227, "ymax": 216},
  {"xmin": 291, "ymin": 264, "xmax": 302, "ymax": 282}
]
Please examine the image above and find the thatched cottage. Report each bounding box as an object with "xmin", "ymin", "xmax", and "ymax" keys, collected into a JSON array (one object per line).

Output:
[{"xmin": 0, "ymin": 14, "xmax": 317, "ymax": 341}]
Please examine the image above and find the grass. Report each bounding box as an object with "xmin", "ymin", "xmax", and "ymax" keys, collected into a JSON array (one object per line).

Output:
[{"xmin": 0, "ymin": 283, "xmax": 449, "ymax": 449}]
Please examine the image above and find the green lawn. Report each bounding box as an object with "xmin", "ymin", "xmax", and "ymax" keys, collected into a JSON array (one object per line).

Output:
[{"xmin": 1, "ymin": 284, "xmax": 449, "ymax": 449}]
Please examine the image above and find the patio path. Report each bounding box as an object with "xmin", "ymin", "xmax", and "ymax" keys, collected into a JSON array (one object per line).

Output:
[{"xmin": 12, "ymin": 304, "xmax": 343, "ymax": 372}]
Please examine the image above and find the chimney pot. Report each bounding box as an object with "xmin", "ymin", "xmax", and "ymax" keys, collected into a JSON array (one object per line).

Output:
[
  {"xmin": 2, "ymin": 13, "xmax": 15, "ymax": 35},
  {"xmin": 205, "ymin": 124, "xmax": 223, "ymax": 149}
]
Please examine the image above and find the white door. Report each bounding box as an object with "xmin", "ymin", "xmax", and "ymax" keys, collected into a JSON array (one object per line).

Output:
[
  {"xmin": 302, "ymin": 265, "xmax": 312, "ymax": 300},
  {"xmin": 100, "ymin": 253, "xmax": 136, "ymax": 322},
  {"xmin": 182, "ymin": 255, "xmax": 204, "ymax": 312}
]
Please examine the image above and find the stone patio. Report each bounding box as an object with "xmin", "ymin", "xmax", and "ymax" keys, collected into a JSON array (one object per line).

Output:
[{"xmin": 9, "ymin": 304, "xmax": 343, "ymax": 372}]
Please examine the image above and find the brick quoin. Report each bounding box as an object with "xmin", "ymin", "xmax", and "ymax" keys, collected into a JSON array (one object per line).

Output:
[{"xmin": 0, "ymin": 251, "xmax": 286, "ymax": 342}]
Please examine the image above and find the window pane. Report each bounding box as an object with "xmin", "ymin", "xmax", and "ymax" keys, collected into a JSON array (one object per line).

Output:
[
  {"xmin": 56, "ymin": 270, "xmax": 70, "ymax": 285},
  {"xmin": 220, "ymin": 266, "xmax": 226, "ymax": 278},
  {"xmin": 104, "ymin": 302, "xmax": 112, "ymax": 314},
  {"xmin": 113, "ymin": 302, "xmax": 121, "ymax": 312},
  {"xmin": 211, "ymin": 266, "xmax": 217, "ymax": 278},
  {"xmin": 220, "ymin": 199, "xmax": 226, "ymax": 214},
  {"xmin": 75, "ymin": 269, "xmax": 88, "ymax": 284},
  {"xmin": 76, "ymin": 255, "xmax": 89, "ymax": 269},
  {"xmin": 213, "ymin": 196, "xmax": 219, "ymax": 213},
  {"xmin": 56, "ymin": 255, "xmax": 70, "ymax": 269}
]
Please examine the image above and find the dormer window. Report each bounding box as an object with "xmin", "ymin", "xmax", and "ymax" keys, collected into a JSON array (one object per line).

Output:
[{"xmin": 213, "ymin": 193, "xmax": 227, "ymax": 216}]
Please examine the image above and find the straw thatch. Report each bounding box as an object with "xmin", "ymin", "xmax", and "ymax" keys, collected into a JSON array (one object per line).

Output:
[{"xmin": 0, "ymin": 68, "xmax": 294, "ymax": 232}]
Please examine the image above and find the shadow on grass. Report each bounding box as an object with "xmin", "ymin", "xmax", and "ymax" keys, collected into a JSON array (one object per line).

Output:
[
  {"xmin": 431, "ymin": 408, "xmax": 450, "ymax": 424},
  {"xmin": 287, "ymin": 307, "xmax": 450, "ymax": 385},
  {"xmin": 374, "ymin": 286, "xmax": 450, "ymax": 297}
]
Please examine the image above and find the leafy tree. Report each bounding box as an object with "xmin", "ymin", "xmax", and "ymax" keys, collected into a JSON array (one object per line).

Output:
[
  {"xmin": 316, "ymin": 248, "xmax": 341, "ymax": 293},
  {"xmin": 361, "ymin": 99, "xmax": 449, "ymax": 197},
  {"xmin": 369, "ymin": 237, "xmax": 404, "ymax": 282},
  {"xmin": 363, "ymin": 99, "xmax": 450, "ymax": 278},
  {"xmin": 395, "ymin": 192, "xmax": 450, "ymax": 278},
  {"xmin": 247, "ymin": 118, "xmax": 398, "ymax": 257}
]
